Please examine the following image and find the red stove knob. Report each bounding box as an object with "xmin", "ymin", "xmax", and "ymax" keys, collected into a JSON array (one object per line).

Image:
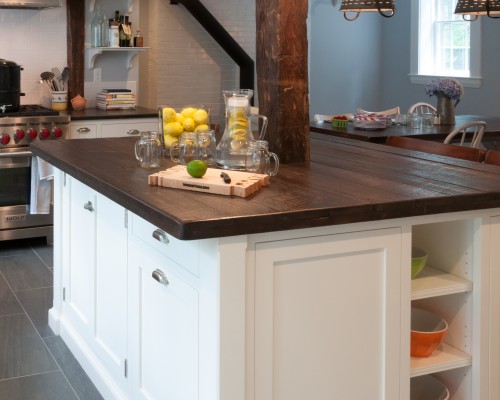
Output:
[
  {"xmin": 14, "ymin": 129, "xmax": 25, "ymax": 142},
  {"xmin": 28, "ymin": 128, "xmax": 38, "ymax": 140},
  {"xmin": 53, "ymin": 127, "xmax": 63, "ymax": 138},
  {"xmin": 40, "ymin": 128, "xmax": 51, "ymax": 139},
  {"xmin": 0, "ymin": 133, "xmax": 10, "ymax": 145}
]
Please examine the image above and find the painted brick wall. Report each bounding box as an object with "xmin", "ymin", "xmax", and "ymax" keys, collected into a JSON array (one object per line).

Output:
[
  {"xmin": 147, "ymin": 0, "xmax": 256, "ymax": 126},
  {"xmin": 0, "ymin": 5, "xmax": 67, "ymax": 105}
]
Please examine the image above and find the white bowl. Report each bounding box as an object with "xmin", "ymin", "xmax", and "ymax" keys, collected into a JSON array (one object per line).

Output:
[{"xmin": 411, "ymin": 375, "xmax": 449, "ymax": 400}]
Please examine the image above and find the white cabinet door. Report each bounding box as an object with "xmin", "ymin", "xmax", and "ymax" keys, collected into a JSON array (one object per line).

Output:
[
  {"xmin": 63, "ymin": 177, "xmax": 96, "ymax": 341},
  {"xmin": 62, "ymin": 177, "xmax": 129, "ymax": 394},
  {"xmin": 253, "ymin": 227, "xmax": 402, "ymax": 400},
  {"xmin": 92, "ymin": 194, "xmax": 128, "ymax": 388},
  {"xmin": 128, "ymin": 242, "xmax": 200, "ymax": 400},
  {"xmin": 100, "ymin": 119, "xmax": 158, "ymax": 138}
]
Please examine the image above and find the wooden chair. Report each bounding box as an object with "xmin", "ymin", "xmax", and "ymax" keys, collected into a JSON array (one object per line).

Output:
[
  {"xmin": 357, "ymin": 106, "xmax": 400, "ymax": 115},
  {"xmin": 407, "ymin": 102, "xmax": 436, "ymax": 115},
  {"xmin": 485, "ymin": 150, "xmax": 500, "ymax": 166},
  {"xmin": 443, "ymin": 121, "xmax": 487, "ymax": 149},
  {"xmin": 386, "ymin": 136, "xmax": 486, "ymax": 162}
]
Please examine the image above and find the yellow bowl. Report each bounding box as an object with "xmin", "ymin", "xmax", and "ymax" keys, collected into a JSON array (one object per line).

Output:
[{"xmin": 411, "ymin": 247, "xmax": 427, "ymax": 279}]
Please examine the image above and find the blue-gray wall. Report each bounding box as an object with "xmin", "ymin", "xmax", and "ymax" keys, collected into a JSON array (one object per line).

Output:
[{"xmin": 310, "ymin": 1, "xmax": 500, "ymax": 117}]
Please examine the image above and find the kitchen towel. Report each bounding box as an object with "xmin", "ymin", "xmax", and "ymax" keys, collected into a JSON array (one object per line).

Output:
[{"xmin": 30, "ymin": 156, "xmax": 54, "ymax": 214}]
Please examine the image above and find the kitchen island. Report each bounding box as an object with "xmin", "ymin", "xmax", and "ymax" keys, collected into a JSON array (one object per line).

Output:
[{"xmin": 31, "ymin": 133, "xmax": 500, "ymax": 400}]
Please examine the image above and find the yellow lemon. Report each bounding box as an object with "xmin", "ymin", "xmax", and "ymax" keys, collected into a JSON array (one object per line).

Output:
[
  {"xmin": 163, "ymin": 134, "xmax": 179, "ymax": 148},
  {"xmin": 193, "ymin": 109, "xmax": 209, "ymax": 125},
  {"xmin": 231, "ymin": 138, "xmax": 247, "ymax": 150},
  {"xmin": 194, "ymin": 124, "xmax": 210, "ymax": 132},
  {"xmin": 229, "ymin": 108, "xmax": 246, "ymax": 118},
  {"xmin": 186, "ymin": 160, "xmax": 207, "ymax": 178},
  {"xmin": 180, "ymin": 107, "xmax": 196, "ymax": 119},
  {"xmin": 175, "ymin": 113, "xmax": 184, "ymax": 123},
  {"xmin": 230, "ymin": 128, "xmax": 247, "ymax": 138},
  {"xmin": 182, "ymin": 117, "xmax": 196, "ymax": 132},
  {"xmin": 164, "ymin": 121, "xmax": 184, "ymax": 137},
  {"xmin": 162, "ymin": 107, "xmax": 177, "ymax": 123}
]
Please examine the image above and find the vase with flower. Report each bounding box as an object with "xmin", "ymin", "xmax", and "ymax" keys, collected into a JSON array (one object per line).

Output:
[{"xmin": 424, "ymin": 78, "xmax": 464, "ymax": 124}]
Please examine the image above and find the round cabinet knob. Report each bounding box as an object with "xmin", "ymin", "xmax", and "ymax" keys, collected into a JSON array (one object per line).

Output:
[
  {"xmin": 14, "ymin": 129, "xmax": 25, "ymax": 142},
  {"xmin": 28, "ymin": 128, "xmax": 38, "ymax": 140},
  {"xmin": 40, "ymin": 128, "xmax": 50, "ymax": 139},
  {"xmin": 0, "ymin": 133, "xmax": 10, "ymax": 145},
  {"xmin": 53, "ymin": 127, "xmax": 63, "ymax": 138}
]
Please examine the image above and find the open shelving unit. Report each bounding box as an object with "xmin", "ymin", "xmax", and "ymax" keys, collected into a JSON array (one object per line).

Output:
[
  {"xmin": 410, "ymin": 218, "xmax": 476, "ymax": 398},
  {"xmin": 87, "ymin": 47, "xmax": 149, "ymax": 69}
]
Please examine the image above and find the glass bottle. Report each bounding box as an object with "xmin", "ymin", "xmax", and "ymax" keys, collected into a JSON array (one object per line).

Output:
[
  {"xmin": 134, "ymin": 29, "xmax": 143, "ymax": 47},
  {"xmin": 100, "ymin": 10, "xmax": 109, "ymax": 47},
  {"xmin": 91, "ymin": 6, "xmax": 103, "ymax": 47},
  {"xmin": 119, "ymin": 15, "xmax": 126, "ymax": 47},
  {"xmin": 109, "ymin": 19, "xmax": 120, "ymax": 48},
  {"xmin": 124, "ymin": 16, "xmax": 132, "ymax": 47}
]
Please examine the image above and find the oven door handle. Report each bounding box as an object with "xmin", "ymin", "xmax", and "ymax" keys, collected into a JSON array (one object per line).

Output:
[
  {"xmin": 0, "ymin": 151, "xmax": 32, "ymax": 158},
  {"xmin": 0, "ymin": 150, "xmax": 32, "ymax": 168}
]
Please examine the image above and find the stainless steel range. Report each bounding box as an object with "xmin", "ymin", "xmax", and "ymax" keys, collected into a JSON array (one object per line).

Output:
[{"xmin": 0, "ymin": 105, "xmax": 69, "ymax": 243}]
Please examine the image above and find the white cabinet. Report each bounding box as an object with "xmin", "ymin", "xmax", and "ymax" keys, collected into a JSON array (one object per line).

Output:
[
  {"xmin": 128, "ymin": 239, "xmax": 200, "ymax": 400},
  {"xmin": 410, "ymin": 218, "xmax": 488, "ymax": 400},
  {"xmin": 61, "ymin": 176, "xmax": 129, "ymax": 399},
  {"xmin": 252, "ymin": 228, "xmax": 403, "ymax": 400},
  {"xmin": 70, "ymin": 117, "xmax": 158, "ymax": 139}
]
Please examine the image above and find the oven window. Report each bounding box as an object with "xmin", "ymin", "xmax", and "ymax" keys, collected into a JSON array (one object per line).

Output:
[{"xmin": 0, "ymin": 166, "xmax": 30, "ymax": 207}]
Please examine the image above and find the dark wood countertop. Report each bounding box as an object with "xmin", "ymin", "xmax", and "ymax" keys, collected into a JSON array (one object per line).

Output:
[
  {"xmin": 31, "ymin": 132, "xmax": 500, "ymax": 240},
  {"xmin": 310, "ymin": 115, "xmax": 500, "ymax": 144},
  {"xmin": 64, "ymin": 106, "xmax": 158, "ymax": 121}
]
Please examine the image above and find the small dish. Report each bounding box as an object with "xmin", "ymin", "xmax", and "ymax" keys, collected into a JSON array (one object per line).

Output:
[{"xmin": 411, "ymin": 308, "xmax": 448, "ymax": 357}]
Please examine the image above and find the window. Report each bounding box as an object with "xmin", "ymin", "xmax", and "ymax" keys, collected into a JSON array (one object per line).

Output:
[{"xmin": 410, "ymin": 0, "xmax": 481, "ymax": 88}]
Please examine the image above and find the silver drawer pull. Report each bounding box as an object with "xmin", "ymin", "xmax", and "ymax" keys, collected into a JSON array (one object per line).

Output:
[
  {"xmin": 152, "ymin": 229, "xmax": 169, "ymax": 244},
  {"xmin": 152, "ymin": 269, "xmax": 169, "ymax": 286},
  {"xmin": 76, "ymin": 127, "xmax": 91, "ymax": 133},
  {"xmin": 127, "ymin": 129, "xmax": 140, "ymax": 135},
  {"xmin": 83, "ymin": 201, "xmax": 94, "ymax": 212}
]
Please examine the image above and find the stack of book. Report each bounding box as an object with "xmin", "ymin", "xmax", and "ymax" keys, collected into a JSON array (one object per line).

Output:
[{"xmin": 96, "ymin": 89, "xmax": 136, "ymax": 110}]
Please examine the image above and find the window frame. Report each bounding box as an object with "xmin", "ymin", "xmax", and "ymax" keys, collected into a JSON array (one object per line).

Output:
[{"xmin": 409, "ymin": 0, "xmax": 482, "ymax": 88}]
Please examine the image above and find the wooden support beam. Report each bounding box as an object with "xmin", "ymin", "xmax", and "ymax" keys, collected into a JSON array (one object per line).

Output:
[
  {"xmin": 66, "ymin": 0, "xmax": 85, "ymax": 103},
  {"xmin": 256, "ymin": 0, "xmax": 310, "ymax": 163}
]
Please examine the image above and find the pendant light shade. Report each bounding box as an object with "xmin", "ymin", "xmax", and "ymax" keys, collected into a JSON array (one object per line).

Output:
[
  {"xmin": 339, "ymin": 0, "xmax": 395, "ymax": 21},
  {"xmin": 454, "ymin": 0, "xmax": 500, "ymax": 20}
]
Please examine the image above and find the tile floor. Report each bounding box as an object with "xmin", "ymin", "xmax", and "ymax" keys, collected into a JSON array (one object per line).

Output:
[{"xmin": 0, "ymin": 237, "xmax": 103, "ymax": 400}]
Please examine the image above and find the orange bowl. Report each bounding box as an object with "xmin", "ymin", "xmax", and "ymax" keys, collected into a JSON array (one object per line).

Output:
[{"xmin": 411, "ymin": 308, "xmax": 448, "ymax": 357}]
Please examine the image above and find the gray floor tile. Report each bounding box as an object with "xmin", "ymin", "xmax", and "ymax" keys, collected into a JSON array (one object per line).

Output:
[
  {"xmin": 0, "ymin": 371, "xmax": 79, "ymax": 400},
  {"xmin": 0, "ymin": 274, "xmax": 23, "ymax": 317},
  {"xmin": 0, "ymin": 314, "xmax": 58, "ymax": 379},
  {"xmin": 16, "ymin": 287, "xmax": 54, "ymax": 338},
  {"xmin": 0, "ymin": 253, "xmax": 53, "ymax": 291},
  {"xmin": 32, "ymin": 243, "xmax": 54, "ymax": 269},
  {"xmin": 44, "ymin": 336, "xmax": 104, "ymax": 400}
]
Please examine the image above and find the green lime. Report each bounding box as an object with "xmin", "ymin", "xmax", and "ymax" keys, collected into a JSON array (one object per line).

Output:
[{"xmin": 186, "ymin": 160, "xmax": 208, "ymax": 178}]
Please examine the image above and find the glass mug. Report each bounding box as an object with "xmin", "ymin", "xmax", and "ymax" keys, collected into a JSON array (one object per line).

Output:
[
  {"xmin": 245, "ymin": 140, "xmax": 279, "ymax": 176},
  {"xmin": 170, "ymin": 130, "xmax": 217, "ymax": 165},
  {"xmin": 135, "ymin": 131, "xmax": 161, "ymax": 169}
]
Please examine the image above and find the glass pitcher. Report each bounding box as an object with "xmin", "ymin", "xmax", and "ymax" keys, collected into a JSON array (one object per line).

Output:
[{"xmin": 215, "ymin": 89, "xmax": 268, "ymax": 170}]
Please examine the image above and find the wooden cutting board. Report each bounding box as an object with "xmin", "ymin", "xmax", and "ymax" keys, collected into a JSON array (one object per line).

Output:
[{"xmin": 148, "ymin": 165, "xmax": 270, "ymax": 197}]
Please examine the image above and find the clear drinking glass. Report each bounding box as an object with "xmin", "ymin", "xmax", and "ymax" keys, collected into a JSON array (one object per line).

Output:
[
  {"xmin": 135, "ymin": 131, "xmax": 161, "ymax": 169},
  {"xmin": 245, "ymin": 140, "xmax": 279, "ymax": 176}
]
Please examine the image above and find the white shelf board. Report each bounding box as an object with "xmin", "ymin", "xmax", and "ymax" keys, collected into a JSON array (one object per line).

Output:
[
  {"xmin": 87, "ymin": 47, "xmax": 149, "ymax": 69},
  {"xmin": 411, "ymin": 266, "xmax": 473, "ymax": 300},
  {"xmin": 410, "ymin": 342, "xmax": 472, "ymax": 377}
]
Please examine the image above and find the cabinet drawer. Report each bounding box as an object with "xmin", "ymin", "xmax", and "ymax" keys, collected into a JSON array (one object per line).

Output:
[
  {"xmin": 130, "ymin": 213, "xmax": 199, "ymax": 277},
  {"xmin": 101, "ymin": 119, "xmax": 158, "ymax": 138},
  {"xmin": 70, "ymin": 123, "xmax": 97, "ymax": 139}
]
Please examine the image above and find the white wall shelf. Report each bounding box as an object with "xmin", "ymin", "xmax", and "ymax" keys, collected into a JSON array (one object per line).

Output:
[
  {"xmin": 87, "ymin": 47, "xmax": 149, "ymax": 69},
  {"xmin": 90, "ymin": 0, "xmax": 134, "ymax": 13}
]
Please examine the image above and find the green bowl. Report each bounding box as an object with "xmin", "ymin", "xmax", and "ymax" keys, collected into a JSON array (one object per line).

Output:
[{"xmin": 412, "ymin": 247, "xmax": 427, "ymax": 279}]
